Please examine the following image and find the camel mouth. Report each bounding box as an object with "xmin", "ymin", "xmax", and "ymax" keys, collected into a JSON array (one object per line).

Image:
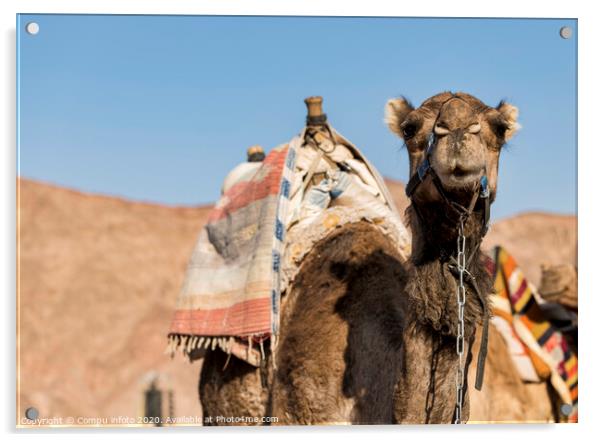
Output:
[{"xmin": 440, "ymin": 166, "xmax": 483, "ymax": 189}]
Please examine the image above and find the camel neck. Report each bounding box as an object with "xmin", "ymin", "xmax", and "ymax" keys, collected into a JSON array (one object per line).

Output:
[
  {"xmin": 408, "ymin": 202, "xmax": 485, "ymax": 269},
  {"xmin": 404, "ymin": 202, "xmax": 492, "ymax": 339}
]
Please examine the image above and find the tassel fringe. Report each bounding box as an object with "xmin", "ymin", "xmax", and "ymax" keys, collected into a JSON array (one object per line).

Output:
[{"xmin": 166, "ymin": 332, "xmax": 276, "ymax": 367}]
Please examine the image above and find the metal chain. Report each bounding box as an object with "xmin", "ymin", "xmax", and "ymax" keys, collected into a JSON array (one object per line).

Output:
[{"xmin": 454, "ymin": 216, "xmax": 467, "ymax": 424}]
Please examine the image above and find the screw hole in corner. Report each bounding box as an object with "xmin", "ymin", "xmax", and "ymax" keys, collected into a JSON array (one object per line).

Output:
[
  {"xmin": 559, "ymin": 26, "xmax": 572, "ymax": 40},
  {"xmin": 560, "ymin": 403, "xmax": 573, "ymax": 417},
  {"xmin": 25, "ymin": 22, "xmax": 39, "ymax": 36},
  {"xmin": 25, "ymin": 407, "xmax": 39, "ymax": 420}
]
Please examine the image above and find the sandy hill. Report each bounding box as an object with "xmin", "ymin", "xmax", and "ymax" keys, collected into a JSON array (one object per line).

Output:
[
  {"xmin": 483, "ymin": 212, "xmax": 577, "ymax": 284},
  {"xmin": 17, "ymin": 178, "xmax": 576, "ymax": 423},
  {"xmin": 383, "ymin": 177, "xmax": 410, "ymax": 212},
  {"xmin": 18, "ymin": 179, "xmax": 210, "ymax": 422}
]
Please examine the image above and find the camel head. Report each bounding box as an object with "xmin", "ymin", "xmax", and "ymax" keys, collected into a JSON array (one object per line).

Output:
[{"xmin": 385, "ymin": 91, "xmax": 519, "ymax": 206}]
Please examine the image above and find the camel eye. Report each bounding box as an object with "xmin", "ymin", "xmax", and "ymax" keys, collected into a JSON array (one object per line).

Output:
[
  {"xmin": 468, "ymin": 123, "xmax": 481, "ymax": 134},
  {"xmin": 434, "ymin": 124, "xmax": 450, "ymax": 136},
  {"xmin": 402, "ymin": 124, "xmax": 417, "ymax": 139}
]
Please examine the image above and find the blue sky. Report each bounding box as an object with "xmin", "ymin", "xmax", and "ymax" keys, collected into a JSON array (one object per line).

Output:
[{"xmin": 17, "ymin": 15, "xmax": 577, "ymax": 220}]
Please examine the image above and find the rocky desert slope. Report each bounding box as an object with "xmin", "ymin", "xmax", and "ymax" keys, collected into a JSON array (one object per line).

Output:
[
  {"xmin": 483, "ymin": 212, "xmax": 577, "ymax": 285},
  {"xmin": 17, "ymin": 179, "xmax": 210, "ymax": 423},
  {"xmin": 17, "ymin": 177, "xmax": 576, "ymax": 424}
]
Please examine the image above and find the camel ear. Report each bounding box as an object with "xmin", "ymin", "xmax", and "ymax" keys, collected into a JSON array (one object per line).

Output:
[
  {"xmin": 497, "ymin": 101, "xmax": 521, "ymax": 141},
  {"xmin": 385, "ymin": 97, "xmax": 414, "ymax": 138}
]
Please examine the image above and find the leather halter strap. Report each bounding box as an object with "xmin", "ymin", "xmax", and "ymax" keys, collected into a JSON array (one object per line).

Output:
[
  {"xmin": 404, "ymin": 94, "xmax": 491, "ymax": 235},
  {"xmin": 405, "ymin": 133, "xmax": 491, "ymax": 237}
]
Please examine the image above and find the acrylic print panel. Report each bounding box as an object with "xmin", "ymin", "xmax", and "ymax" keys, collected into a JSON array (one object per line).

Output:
[{"xmin": 16, "ymin": 14, "xmax": 577, "ymax": 427}]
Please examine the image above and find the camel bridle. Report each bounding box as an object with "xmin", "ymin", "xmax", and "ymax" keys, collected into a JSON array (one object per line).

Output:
[{"xmin": 404, "ymin": 97, "xmax": 492, "ymax": 424}]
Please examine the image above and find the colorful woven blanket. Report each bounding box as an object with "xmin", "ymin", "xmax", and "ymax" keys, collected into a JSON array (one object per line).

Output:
[
  {"xmin": 487, "ymin": 246, "xmax": 578, "ymax": 422},
  {"xmin": 167, "ymin": 139, "xmax": 297, "ymax": 365},
  {"xmin": 168, "ymin": 126, "xmax": 410, "ymax": 366}
]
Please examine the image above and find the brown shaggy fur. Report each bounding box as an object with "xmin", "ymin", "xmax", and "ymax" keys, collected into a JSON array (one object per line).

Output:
[
  {"xmin": 200, "ymin": 218, "xmax": 487, "ymax": 424},
  {"xmin": 200, "ymin": 350, "xmax": 271, "ymax": 426},
  {"xmin": 405, "ymin": 204, "xmax": 491, "ymax": 341},
  {"xmin": 202, "ymin": 222, "xmax": 412, "ymax": 424},
  {"xmin": 392, "ymin": 204, "xmax": 491, "ymax": 423},
  {"xmin": 270, "ymin": 222, "xmax": 408, "ymax": 424}
]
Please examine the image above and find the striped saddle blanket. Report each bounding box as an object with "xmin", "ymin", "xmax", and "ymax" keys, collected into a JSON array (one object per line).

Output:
[
  {"xmin": 487, "ymin": 246, "xmax": 578, "ymax": 422},
  {"xmin": 168, "ymin": 125, "xmax": 410, "ymax": 366}
]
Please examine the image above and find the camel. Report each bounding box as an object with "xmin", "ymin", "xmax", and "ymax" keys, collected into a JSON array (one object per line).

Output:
[
  {"xmin": 467, "ymin": 327, "xmax": 557, "ymax": 423},
  {"xmin": 199, "ymin": 91, "xmax": 520, "ymax": 424}
]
